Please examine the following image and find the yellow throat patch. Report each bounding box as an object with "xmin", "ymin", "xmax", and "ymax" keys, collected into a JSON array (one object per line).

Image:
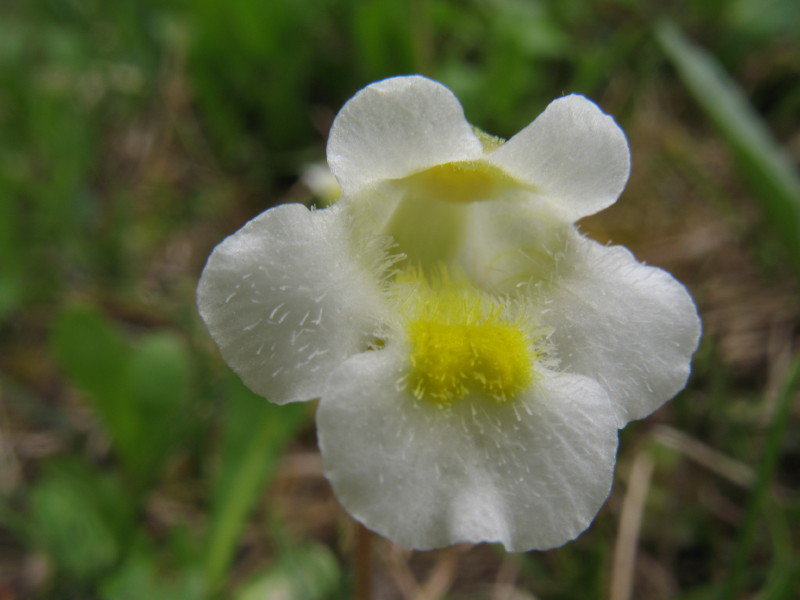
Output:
[
  {"xmin": 401, "ymin": 159, "xmax": 527, "ymax": 204},
  {"xmin": 397, "ymin": 269, "xmax": 541, "ymax": 406}
]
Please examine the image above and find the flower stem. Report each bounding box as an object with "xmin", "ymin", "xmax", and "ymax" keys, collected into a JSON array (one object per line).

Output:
[{"xmin": 355, "ymin": 521, "xmax": 373, "ymax": 600}]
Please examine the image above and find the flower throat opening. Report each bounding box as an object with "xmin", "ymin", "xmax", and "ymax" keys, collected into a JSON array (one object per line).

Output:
[
  {"xmin": 402, "ymin": 159, "xmax": 526, "ymax": 204},
  {"xmin": 384, "ymin": 159, "xmax": 532, "ymax": 269}
]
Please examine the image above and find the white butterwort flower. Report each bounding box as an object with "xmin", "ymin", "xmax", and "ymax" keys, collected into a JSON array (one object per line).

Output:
[{"xmin": 198, "ymin": 76, "xmax": 701, "ymax": 551}]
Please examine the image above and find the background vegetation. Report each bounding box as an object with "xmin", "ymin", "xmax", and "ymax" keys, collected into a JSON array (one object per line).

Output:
[{"xmin": 1, "ymin": 0, "xmax": 798, "ymax": 598}]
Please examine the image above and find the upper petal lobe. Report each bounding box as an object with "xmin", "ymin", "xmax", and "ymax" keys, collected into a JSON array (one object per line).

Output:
[
  {"xmin": 327, "ymin": 75, "xmax": 483, "ymax": 197},
  {"xmin": 488, "ymin": 94, "xmax": 631, "ymax": 221}
]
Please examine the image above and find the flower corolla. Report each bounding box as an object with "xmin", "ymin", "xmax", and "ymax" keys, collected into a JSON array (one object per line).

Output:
[{"xmin": 197, "ymin": 75, "xmax": 701, "ymax": 551}]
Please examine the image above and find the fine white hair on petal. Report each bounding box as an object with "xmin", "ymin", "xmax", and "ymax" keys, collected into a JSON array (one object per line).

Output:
[
  {"xmin": 456, "ymin": 197, "xmax": 573, "ymax": 294},
  {"xmin": 488, "ymin": 94, "xmax": 631, "ymax": 222},
  {"xmin": 197, "ymin": 203, "xmax": 388, "ymax": 404},
  {"xmin": 317, "ymin": 348, "xmax": 619, "ymax": 552},
  {"xmin": 536, "ymin": 234, "xmax": 702, "ymax": 427},
  {"xmin": 327, "ymin": 75, "xmax": 484, "ymax": 197}
]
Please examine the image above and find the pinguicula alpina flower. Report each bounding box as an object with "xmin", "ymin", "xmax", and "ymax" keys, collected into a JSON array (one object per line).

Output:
[{"xmin": 197, "ymin": 75, "xmax": 701, "ymax": 551}]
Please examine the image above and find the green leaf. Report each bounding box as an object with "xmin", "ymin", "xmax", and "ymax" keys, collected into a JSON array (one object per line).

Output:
[
  {"xmin": 29, "ymin": 459, "xmax": 135, "ymax": 581},
  {"xmin": 127, "ymin": 332, "xmax": 192, "ymax": 485},
  {"xmin": 101, "ymin": 551, "xmax": 207, "ymax": 600},
  {"xmin": 51, "ymin": 304, "xmax": 132, "ymax": 433},
  {"xmin": 0, "ymin": 196, "xmax": 25, "ymax": 323},
  {"xmin": 656, "ymin": 20, "xmax": 800, "ymax": 275},
  {"xmin": 52, "ymin": 305, "xmax": 193, "ymax": 489},
  {"xmin": 204, "ymin": 375, "xmax": 308, "ymax": 590}
]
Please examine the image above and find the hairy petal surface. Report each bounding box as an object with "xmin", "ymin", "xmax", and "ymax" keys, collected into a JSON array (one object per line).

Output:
[
  {"xmin": 488, "ymin": 95, "xmax": 630, "ymax": 221},
  {"xmin": 455, "ymin": 199, "xmax": 573, "ymax": 294},
  {"xmin": 318, "ymin": 349, "xmax": 619, "ymax": 551},
  {"xmin": 197, "ymin": 204, "xmax": 387, "ymax": 404},
  {"xmin": 327, "ymin": 75, "xmax": 483, "ymax": 197},
  {"xmin": 539, "ymin": 235, "xmax": 702, "ymax": 426}
]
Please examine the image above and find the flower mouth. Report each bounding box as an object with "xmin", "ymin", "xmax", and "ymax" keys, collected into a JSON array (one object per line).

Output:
[{"xmin": 381, "ymin": 159, "xmax": 534, "ymax": 270}]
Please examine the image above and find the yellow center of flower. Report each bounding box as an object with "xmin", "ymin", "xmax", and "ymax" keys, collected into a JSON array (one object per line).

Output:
[{"xmin": 398, "ymin": 269, "xmax": 540, "ymax": 406}]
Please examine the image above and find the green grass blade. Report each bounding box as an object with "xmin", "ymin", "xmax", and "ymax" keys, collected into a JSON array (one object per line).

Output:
[
  {"xmin": 756, "ymin": 556, "xmax": 800, "ymax": 600},
  {"xmin": 716, "ymin": 359, "xmax": 800, "ymax": 600},
  {"xmin": 656, "ymin": 20, "xmax": 800, "ymax": 275},
  {"xmin": 204, "ymin": 377, "xmax": 308, "ymax": 591}
]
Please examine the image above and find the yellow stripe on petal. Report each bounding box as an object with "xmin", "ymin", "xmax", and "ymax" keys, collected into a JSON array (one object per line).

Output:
[{"xmin": 402, "ymin": 159, "xmax": 530, "ymax": 204}]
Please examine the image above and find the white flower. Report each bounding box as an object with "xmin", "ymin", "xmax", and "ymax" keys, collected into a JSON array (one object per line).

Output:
[{"xmin": 197, "ymin": 76, "xmax": 701, "ymax": 551}]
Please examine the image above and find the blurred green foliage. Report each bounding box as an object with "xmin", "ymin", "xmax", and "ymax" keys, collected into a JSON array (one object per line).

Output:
[
  {"xmin": 0, "ymin": 0, "xmax": 798, "ymax": 598},
  {"xmin": 29, "ymin": 459, "xmax": 134, "ymax": 582},
  {"xmin": 53, "ymin": 305, "xmax": 191, "ymax": 490},
  {"xmin": 657, "ymin": 20, "xmax": 800, "ymax": 277},
  {"xmin": 205, "ymin": 381, "xmax": 308, "ymax": 591}
]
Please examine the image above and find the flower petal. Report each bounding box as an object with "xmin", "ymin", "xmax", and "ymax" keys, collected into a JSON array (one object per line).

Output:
[
  {"xmin": 537, "ymin": 235, "xmax": 701, "ymax": 426},
  {"xmin": 197, "ymin": 203, "xmax": 388, "ymax": 404},
  {"xmin": 317, "ymin": 348, "xmax": 619, "ymax": 551},
  {"xmin": 488, "ymin": 94, "xmax": 630, "ymax": 221},
  {"xmin": 456, "ymin": 198, "xmax": 573, "ymax": 294},
  {"xmin": 451, "ymin": 201, "xmax": 700, "ymax": 427},
  {"xmin": 327, "ymin": 75, "xmax": 483, "ymax": 197}
]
